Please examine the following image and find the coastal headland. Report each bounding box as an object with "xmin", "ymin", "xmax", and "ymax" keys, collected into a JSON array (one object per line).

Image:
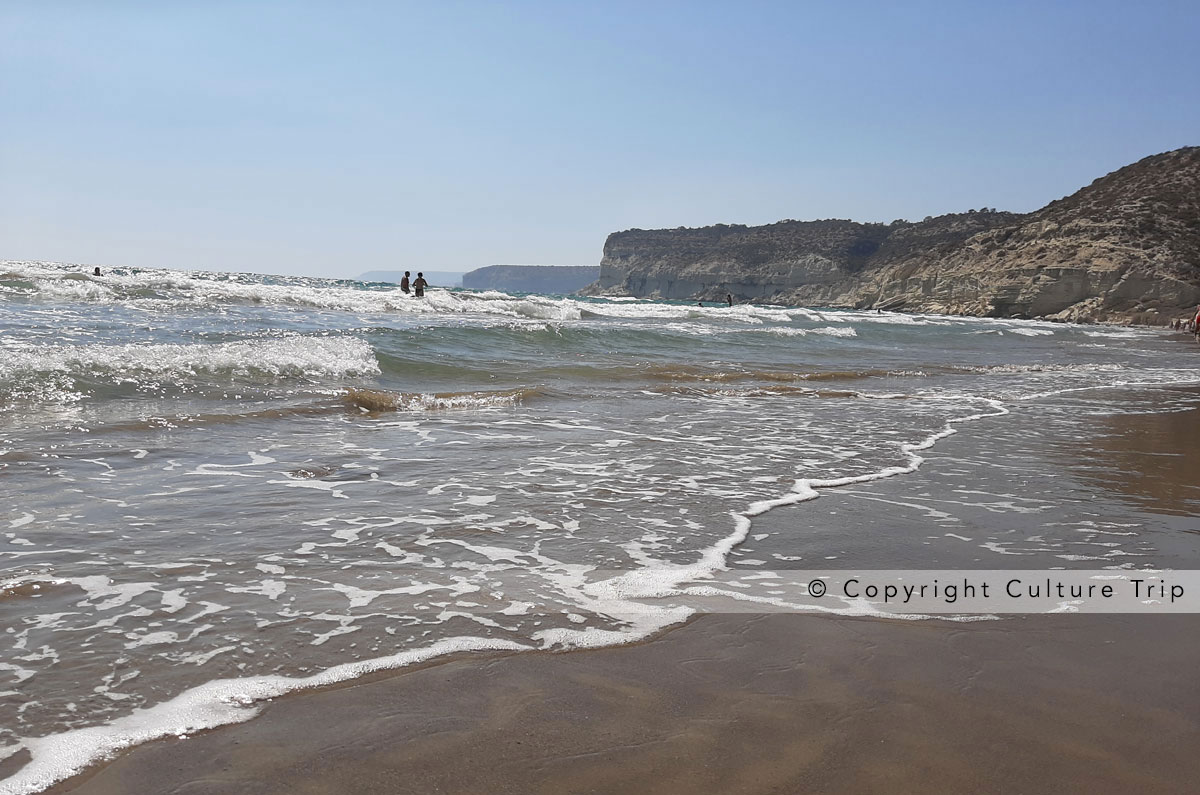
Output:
[{"xmin": 583, "ymin": 147, "xmax": 1200, "ymax": 324}]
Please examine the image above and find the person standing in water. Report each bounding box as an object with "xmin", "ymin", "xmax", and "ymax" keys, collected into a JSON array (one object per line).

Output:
[
  {"xmin": 726, "ymin": 293, "xmax": 733, "ymax": 307},
  {"xmin": 412, "ymin": 272, "xmax": 428, "ymax": 298},
  {"xmin": 400, "ymin": 271, "xmax": 411, "ymax": 293}
]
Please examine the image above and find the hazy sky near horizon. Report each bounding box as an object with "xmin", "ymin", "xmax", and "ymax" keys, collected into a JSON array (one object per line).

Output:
[{"xmin": 3, "ymin": 1, "xmax": 1197, "ymax": 279}]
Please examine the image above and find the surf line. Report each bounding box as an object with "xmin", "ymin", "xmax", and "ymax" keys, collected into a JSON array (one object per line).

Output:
[
  {"xmin": 573, "ymin": 396, "xmax": 1010, "ymax": 620},
  {"xmin": 0, "ymin": 636, "xmax": 531, "ymax": 795},
  {"xmin": 733, "ymin": 395, "xmax": 1010, "ymax": 538},
  {"xmin": 0, "ymin": 397, "xmax": 1011, "ymax": 795},
  {"xmin": 591, "ymin": 377, "xmax": 1200, "ymax": 622},
  {"xmin": 1014, "ymin": 372, "xmax": 1200, "ymax": 402},
  {"xmin": 671, "ymin": 375, "xmax": 1199, "ymax": 613}
]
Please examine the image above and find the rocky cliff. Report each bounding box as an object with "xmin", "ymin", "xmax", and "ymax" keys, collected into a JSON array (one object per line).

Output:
[
  {"xmin": 585, "ymin": 147, "xmax": 1200, "ymax": 322},
  {"xmin": 463, "ymin": 265, "xmax": 599, "ymax": 294}
]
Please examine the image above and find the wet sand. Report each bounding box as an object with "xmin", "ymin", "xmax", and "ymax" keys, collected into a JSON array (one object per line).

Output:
[
  {"xmin": 1058, "ymin": 386, "xmax": 1200, "ymax": 517},
  {"xmin": 52, "ymin": 614, "xmax": 1200, "ymax": 795},
  {"xmin": 49, "ymin": 391, "xmax": 1200, "ymax": 795}
]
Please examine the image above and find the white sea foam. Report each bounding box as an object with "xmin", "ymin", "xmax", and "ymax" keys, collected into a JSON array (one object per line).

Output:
[
  {"xmin": 1083, "ymin": 328, "xmax": 1149, "ymax": 339},
  {"xmin": 963, "ymin": 362, "xmax": 1123, "ymax": 375},
  {"xmin": 0, "ymin": 262, "xmax": 799, "ymax": 327},
  {"xmin": 530, "ymin": 395, "xmax": 1013, "ymax": 655},
  {"xmin": 765, "ymin": 326, "xmax": 858, "ymax": 338},
  {"xmin": 0, "ymin": 391, "xmax": 1020, "ymax": 793},
  {"xmin": 0, "ymin": 336, "xmax": 379, "ymax": 407}
]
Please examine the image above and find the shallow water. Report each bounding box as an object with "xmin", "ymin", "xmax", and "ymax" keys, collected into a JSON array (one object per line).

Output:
[{"xmin": 1, "ymin": 261, "xmax": 1198, "ymax": 793}]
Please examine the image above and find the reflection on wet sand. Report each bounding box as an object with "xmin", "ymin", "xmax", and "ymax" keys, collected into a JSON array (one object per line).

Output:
[{"xmin": 1061, "ymin": 392, "xmax": 1200, "ymax": 517}]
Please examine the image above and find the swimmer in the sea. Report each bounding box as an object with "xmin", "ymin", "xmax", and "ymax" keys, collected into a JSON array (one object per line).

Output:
[{"xmin": 413, "ymin": 272, "xmax": 428, "ymax": 298}]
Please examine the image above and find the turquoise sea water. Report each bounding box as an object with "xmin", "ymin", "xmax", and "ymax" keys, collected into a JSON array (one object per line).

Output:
[{"xmin": 1, "ymin": 261, "xmax": 1198, "ymax": 793}]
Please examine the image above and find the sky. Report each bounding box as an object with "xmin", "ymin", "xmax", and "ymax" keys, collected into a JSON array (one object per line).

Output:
[{"xmin": 2, "ymin": 0, "xmax": 1198, "ymax": 279}]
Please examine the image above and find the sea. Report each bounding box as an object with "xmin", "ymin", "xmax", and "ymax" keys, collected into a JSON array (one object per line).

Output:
[{"xmin": 2, "ymin": 260, "xmax": 1199, "ymax": 793}]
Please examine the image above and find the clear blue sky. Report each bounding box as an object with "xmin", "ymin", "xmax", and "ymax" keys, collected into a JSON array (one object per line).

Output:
[{"xmin": 2, "ymin": 0, "xmax": 1197, "ymax": 278}]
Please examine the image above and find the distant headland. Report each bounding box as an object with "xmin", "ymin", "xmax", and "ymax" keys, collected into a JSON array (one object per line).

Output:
[
  {"xmin": 359, "ymin": 266, "xmax": 598, "ymax": 295},
  {"xmin": 463, "ymin": 265, "xmax": 598, "ymax": 294}
]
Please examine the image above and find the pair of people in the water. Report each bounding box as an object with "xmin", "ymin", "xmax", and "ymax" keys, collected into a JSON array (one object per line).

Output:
[{"xmin": 399, "ymin": 271, "xmax": 428, "ymax": 297}]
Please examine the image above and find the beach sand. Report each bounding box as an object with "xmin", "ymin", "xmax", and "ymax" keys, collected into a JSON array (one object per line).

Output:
[
  {"xmin": 48, "ymin": 393, "xmax": 1200, "ymax": 795},
  {"xmin": 51, "ymin": 614, "xmax": 1200, "ymax": 795}
]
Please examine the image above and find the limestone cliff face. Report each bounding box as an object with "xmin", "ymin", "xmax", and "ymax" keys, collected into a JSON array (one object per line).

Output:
[{"xmin": 585, "ymin": 147, "xmax": 1200, "ymax": 322}]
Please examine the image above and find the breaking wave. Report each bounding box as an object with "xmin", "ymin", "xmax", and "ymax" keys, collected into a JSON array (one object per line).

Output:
[
  {"xmin": 764, "ymin": 326, "xmax": 858, "ymax": 337},
  {"xmin": 342, "ymin": 386, "xmax": 548, "ymax": 412},
  {"xmin": 0, "ymin": 337, "xmax": 379, "ymax": 406}
]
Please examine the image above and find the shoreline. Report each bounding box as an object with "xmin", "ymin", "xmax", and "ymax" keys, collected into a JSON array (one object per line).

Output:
[
  {"xmin": 49, "ymin": 612, "xmax": 1200, "ymax": 795},
  {"xmin": 583, "ymin": 285, "xmax": 1198, "ymax": 328},
  {"xmin": 11, "ymin": 384, "xmax": 1200, "ymax": 792}
]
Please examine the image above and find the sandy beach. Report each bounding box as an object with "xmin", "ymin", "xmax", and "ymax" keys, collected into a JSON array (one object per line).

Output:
[
  {"xmin": 49, "ymin": 612, "xmax": 1200, "ymax": 795},
  {"xmin": 39, "ymin": 392, "xmax": 1200, "ymax": 795},
  {"xmin": 5, "ymin": 5, "xmax": 1199, "ymax": 793}
]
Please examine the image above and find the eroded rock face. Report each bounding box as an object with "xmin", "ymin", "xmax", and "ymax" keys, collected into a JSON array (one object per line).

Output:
[{"xmin": 584, "ymin": 147, "xmax": 1200, "ymax": 323}]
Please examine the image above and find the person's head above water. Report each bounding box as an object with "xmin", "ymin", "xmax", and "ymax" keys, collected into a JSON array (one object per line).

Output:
[{"xmin": 93, "ymin": 267, "xmax": 101, "ymax": 276}]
